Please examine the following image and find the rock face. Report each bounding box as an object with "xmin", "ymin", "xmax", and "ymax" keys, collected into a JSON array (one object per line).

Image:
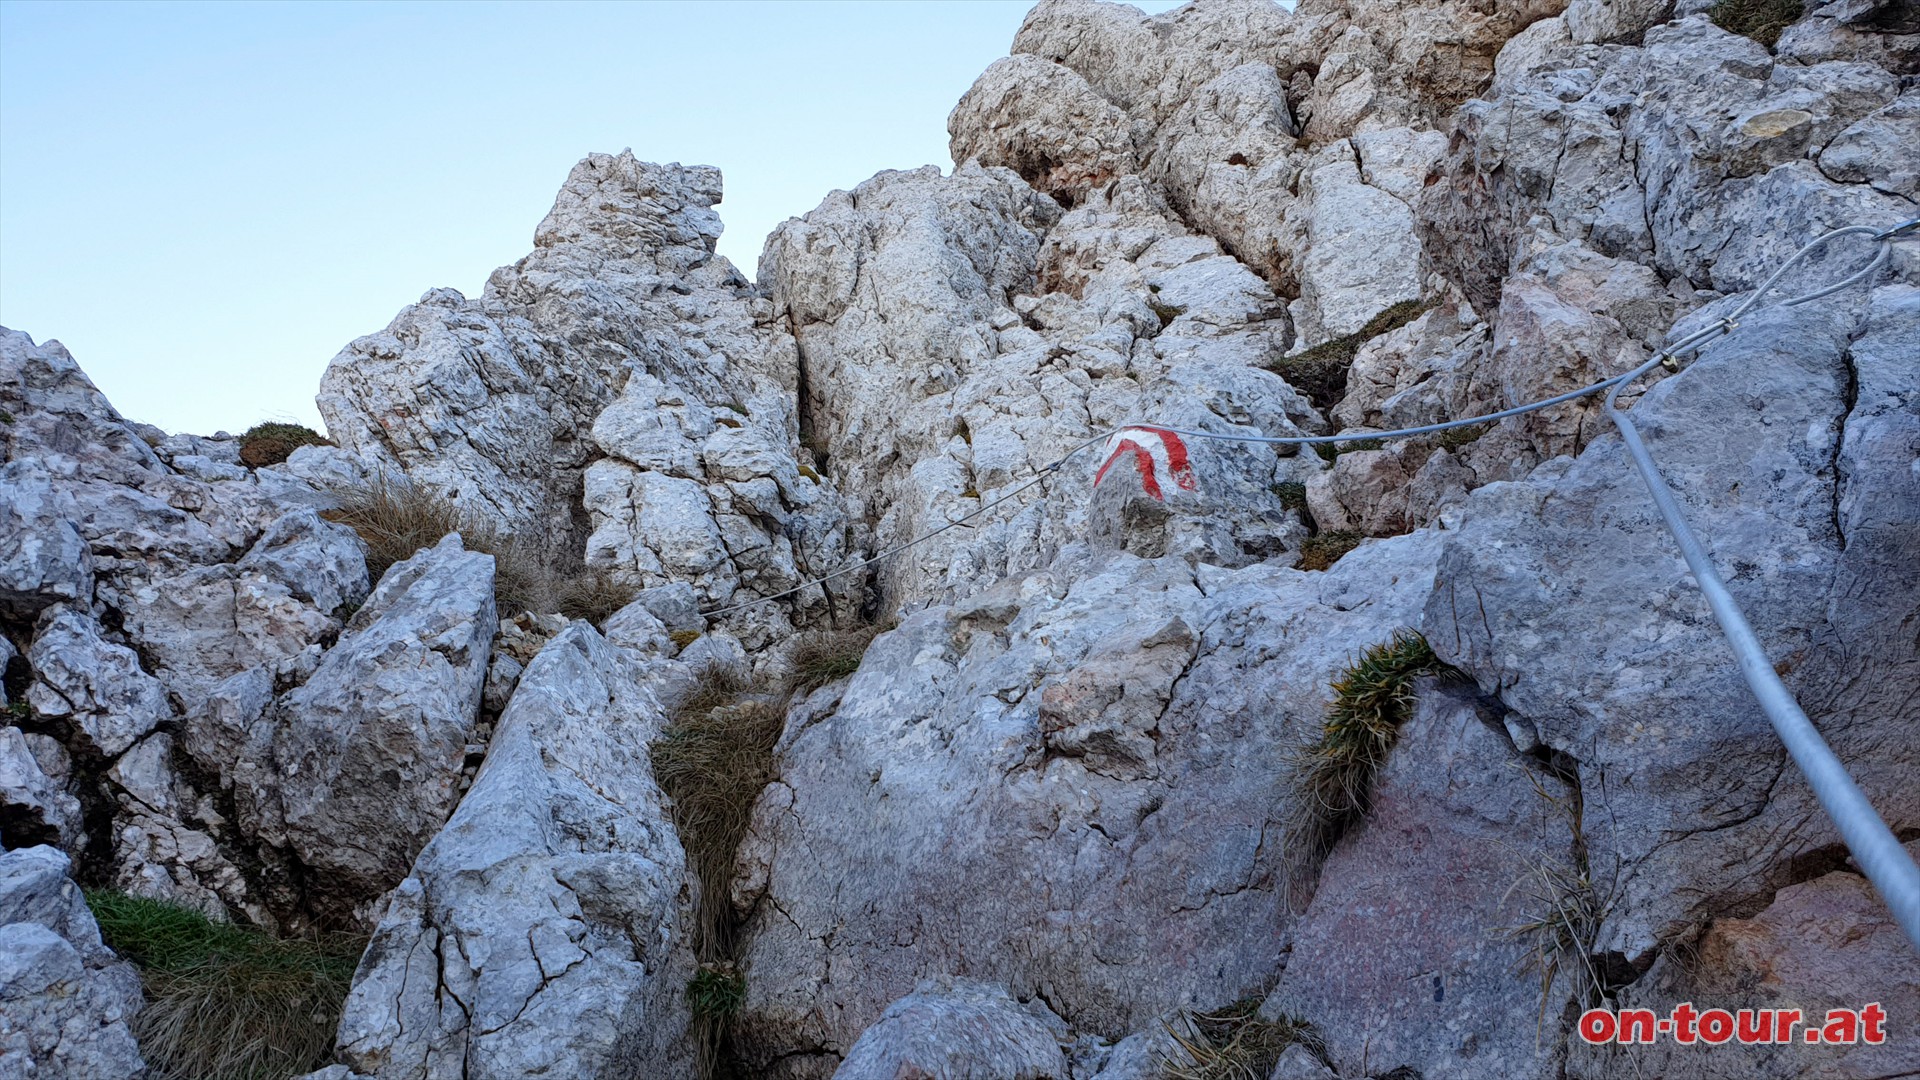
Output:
[
  {"xmin": 730, "ymin": 536, "xmax": 1441, "ymax": 1072},
  {"xmin": 4, "ymin": 0, "xmax": 1918, "ymax": 1076},
  {"xmin": 227, "ymin": 534, "xmax": 495, "ymax": 919},
  {"xmin": 0, "ymin": 846, "xmax": 145, "ymax": 1079},
  {"xmin": 335, "ymin": 623, "xmax": 696, "ymax": 1079}
]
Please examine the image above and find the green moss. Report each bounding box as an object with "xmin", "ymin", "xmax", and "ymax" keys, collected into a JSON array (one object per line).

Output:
[
  {"xmin": 86, "ymin": 890, "xmax": 365, "ymax": 1080},
  {"xmin": 1708, "ymin": 0, "xmax": 1804, "ymax": 46},
  {"xmin": 1435, "ymin": 423, "xmax": 1489, "ymax": 451},
  {"xmin": 1262, "ymin": 299, "xmax": 1430, "ymax": 410},
  {"xmin": 0, "ymin": 408, "xmax": 14, "ymax": 424}
]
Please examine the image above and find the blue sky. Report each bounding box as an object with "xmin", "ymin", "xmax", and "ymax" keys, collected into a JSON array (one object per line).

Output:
[{"xmin": 1, "ymin": 0, "xmax": 1184, "ymax": 435}]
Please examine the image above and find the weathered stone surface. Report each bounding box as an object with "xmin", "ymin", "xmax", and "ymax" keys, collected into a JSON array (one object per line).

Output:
[
  {"xmin": 832, "ymin": 978, "xmax": 1072, "ymax": 1080},
  {"xmin": 1286, "ymin": 140, "xmax": 1427, "ymax": 347},
  {"xmin": 231, "ymin": 534, "xmax": 494, "ymax": 915},
  {"xmin": 1425, "ymin": 292, "xmax": 1920, "ymax": 963},
  {"xmin": 0, "ymin": 726, "xmax": 83, "ymax": 852},
  {"xmin": 732, "ymin": 534, "xmax": 1443, "ymax": 1074},
  {"xmin": 336, "ymin": 623, "xmax": 695, "ymax": 1079},
  {"xmin": 1263, "ymin": 686, "xmax": 1579, "ymax": 1079},
  {"xmin": 950, "ymin": 54, "xmax": 1139, "ymax": 205},
  {"xmin": 0, "ymin": 462, "xmax": 93, "ymax": 620},
  {"xmin": 1569, "ymin": 842, "xmax": 1920, "ymax": 1080},
  {"xmin": 26, "ymin": 606, "xmax": 170, "ymax": 760},
  {"xmin": 0, "ymin": 846, "xmax": 145, "ymax": 1080}
]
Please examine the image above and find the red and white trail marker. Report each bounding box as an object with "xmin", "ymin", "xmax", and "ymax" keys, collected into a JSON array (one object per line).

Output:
[{"xmin": 1093, "ymin": 426, "xmax": 1198, "ymax": 501}]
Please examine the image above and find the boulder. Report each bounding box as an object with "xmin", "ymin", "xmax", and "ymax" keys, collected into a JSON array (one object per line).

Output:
[
  {"xmin": 335, "ymin": 623, "xmax": 696, "ymax": 1078},
  {"xmin": 0, "ymin": 846, "xmax": 145, "ymax": 1080}
]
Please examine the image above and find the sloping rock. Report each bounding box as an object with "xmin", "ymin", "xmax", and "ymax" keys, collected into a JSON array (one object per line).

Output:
[
  {"xmin": 833, "ymin": 978, "xmax": 1072, "ymax": 1080},
  {"xmin": 1569, "ymin": 842, "xmax": 1920, "ymax": 1080},
  {"xmin": 335, "ymin": 622, "xmax": 696, "ymax": 1079},
  {"xmin": 731, "ymin": 534, "xmax": 1443, "ymax": 1075},
  {"xmin": 1424, "ymin": 291, "xmax": 1920, "ymax": 964},
  {"xmin": 228, "ymin": 534, "xmax": 494, "ymax": 918},
  {"xmin": 1263, "ymin": 685, "xmax": 1580, "ymax": 1079},
  {"xmin": 0, "ymin": 846, "xmax": 145, "ymax": 1079}
]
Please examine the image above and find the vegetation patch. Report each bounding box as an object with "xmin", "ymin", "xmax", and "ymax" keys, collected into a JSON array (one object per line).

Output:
[
  {"xmin": 322, "ymin": 473, "xmax": 557, "ymax": 615},
  {"xmin": 688, "ymin": 961, "xmax": 747, "ymax": 1020},
  {"xmin": 1297, "ymin": 530, "xmax": 1363, "ymax": 571},
  {"xmin": 1262, "ymin": 299, "xmax": 1429, "ymax": 411},
  {"xmin": 1503, "ymin": 772, "xmax": 1613, "ymax": 1016},
  {"xmin": 651, "ymin": 665, "xmax": 787, "ymax": 1076},
  {"xmin": 1285, "ymin": 631, "xmax": 1461, "ymax": 866},
  {"xmin": 1708, "ymin": 0, "xmax": 1804, "ymax": 46},
  {"xmin": 669, "ymin": 629, "xmax": 703, "ymax": 651},
  {"xmin": 556, "ymin": 568, "xmax": 639, "ymax": 627},
  {"xmin": 1271, "ymin": 481, "xmax": 1309, "ymax": 514},
  {"xmin": 86, "ymin": 890, "xmax": 365, "ymax": 1080},
  {"xmin": 237, "ymin": 422, "xmax": 330, "ymax": 468},
  {"xmin": 1162, "ymin": 998, "xmax": 1325, "ymax": 1080},
  {"xmin": 784, "ymin": 626, "xmax": 879, "ymax": 696},
  {"xmin": 1148, "ymin": 299, "xmax": 1189, "ymax": 330},
  {"xmin": 1435, "ymin": 422, "xmax": 1489, "ymax": 452},
  {"xmin": 1313, "ymin": 437, "xmax": 1384, "ymax": 464}
]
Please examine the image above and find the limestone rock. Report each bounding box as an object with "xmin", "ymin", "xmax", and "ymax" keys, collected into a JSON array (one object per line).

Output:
[
  {"xmin": 832, "ymin": 978, "xmax": 1072, "ymax": 1080},
  {"xmin": 0, "ymin": 846, "xmax": 145, "ymax": 1080},
  {"xmin": 1263, "ymin": 686, "xmax": 1580, "ymax": 1079},
  {"xmin": 335, "ymin": 623, "xmax": 696, "ymax": 1079},
  {"xmin": 0, "ymin": 726, "xmax": 83, "ymax": 852},
  {"xmin": 1569, "ymin": 842, "xmax": 1920, "ymax": 1080},
  {"xmin": 26, "ymin": 606, "xmax": 170, "ymax": 760},
  {"xmin": 231, "ymin": 534, "xmax": 495, "ymax": 918},
  {"xmin": 949, "ymin": 54, "xmax": 1139, "ymax": 205},
  {"xmin": 1424, "ymin": 292, "xmax": 1920, "ymax": 962},
  {"xmin": 731, "ymin": 535, "xmax": 1443, "ymax": 1074}
]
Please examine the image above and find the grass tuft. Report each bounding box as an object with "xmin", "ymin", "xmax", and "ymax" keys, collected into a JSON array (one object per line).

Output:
[
  {"xmin": 1271, "ymin": 481, "xmax": 1309, "ymax": 514},
  {"xmin": 784, "ymin": 627, "xmax": 878, "ymax": 696},
  {"xmin": 688, "ymin": 961, "xmax": 747, "ymax": 1020},
  {"xmin": 322, "ymin": 473, "xmax": 560, "ymax": 616},
  {"xmin": 1708, "ymin": 0, "xmax": 1803, "ymax": 46},
  {"xmin": 1162, "ymin": 998, "xmax": 1325, "ymax": 1080},
  {"xmin": 1435, "ymin": 423, "xmax": 1490, "ymax": 452},
  {"xmin": 1262, "ymin": 300, "xmax": 1429, "ymax": 410},
  {"xmin": 86, "ymin": 890, "xmax": 365, "ymax": 1080},
  {"xmin": 556, "ymin": 568, "xmax": 639, "ymax": 627},
  {"xmin": 1285, "ymin": 631, "xmax": 1461, "ymax": 866},
  {"xmin": 238, "ymin": 422, "xmax": 330, "ymax": 469},
  {"xmin": 1313, "ymin": 437, "xmax": 1384, "ymax": 464},
  {"xmin": 670, "ymin": 629, "xmax": 703, "ymax": 652},
  {"xmin": 1298, "ymin": 531, "xmax": 1363, "ymax": 571}
]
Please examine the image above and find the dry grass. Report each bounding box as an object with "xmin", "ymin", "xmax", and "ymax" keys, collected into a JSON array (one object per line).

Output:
[
  {"xmin": 1162, "ymin": 999, "xmax": 1325, "ymax": 1080},
  {"xmin": 1263, "ymin": 300, "xmax": 1429, "ymax": 410},
  {"xmin": 1298, "ymin": 530, "xmax": 1363, "ymax": 571},
  {"xmin": 651, "ymin": 667, "xmax": 786, "ymax": 958},
  {"xmin": 556, "ymin": 568, "xmax": 639, "ymax": 626},
  {"xmin": 322, "ymin": 473, "xmax": 575, "ymax": 617},
  {"xmin": 86, "ymin": 890, "xmax": 365, "ymax": 1080},
  {"xmin": 238, "ymin": 422, "xmax": 330, "ymax": 468},
  {"xmin": 1708, "ymin": 0, "xmax": 1803, "ymax": 46},
  {"xmin": 1435, "ymin": 422, "xmax": 1490, "ymax": 452},
  {"xmin": 1285, "ymin": 631, "xmax": 1460, "ymax": 867},
  {"xmin": 784, "ymin": 627, "xmax": 879, "ymax": 696}
]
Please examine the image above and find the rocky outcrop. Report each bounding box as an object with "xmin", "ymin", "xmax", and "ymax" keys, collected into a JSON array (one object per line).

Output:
[
  {"xmin": 730, "ymin": 534, "xmax": 1442, "ymax": 1073},
  {"xmin": 335, "ymin": 622, "xmax": 696, "ymax": 1079},
  {"xmin": 832, "ymin": 978, "xmax": 1074, "ymax": 1080},
  {"xmin": 0, "ymin": 846, "xmax": 145, "ymax": 1079},
  {"xmin": 224, "ymin": 534, "xmax": 494, "ymax": 920}
]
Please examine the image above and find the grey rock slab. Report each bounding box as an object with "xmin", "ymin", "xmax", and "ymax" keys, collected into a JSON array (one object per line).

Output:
[
  {"xmin": 233, "ymin": 534, "xmax": 494, "ymax": 916},
  {"xmin": 0, "ymin": 846, "xmax": 145, "ymax": 1080},
  {"xmin": 335, "ymin": 622, "xmax": 696, "ymax": 1079},
  {"xmin": 832, "ymin": 977, "xmax": 1072, "ymax": 1080}
]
